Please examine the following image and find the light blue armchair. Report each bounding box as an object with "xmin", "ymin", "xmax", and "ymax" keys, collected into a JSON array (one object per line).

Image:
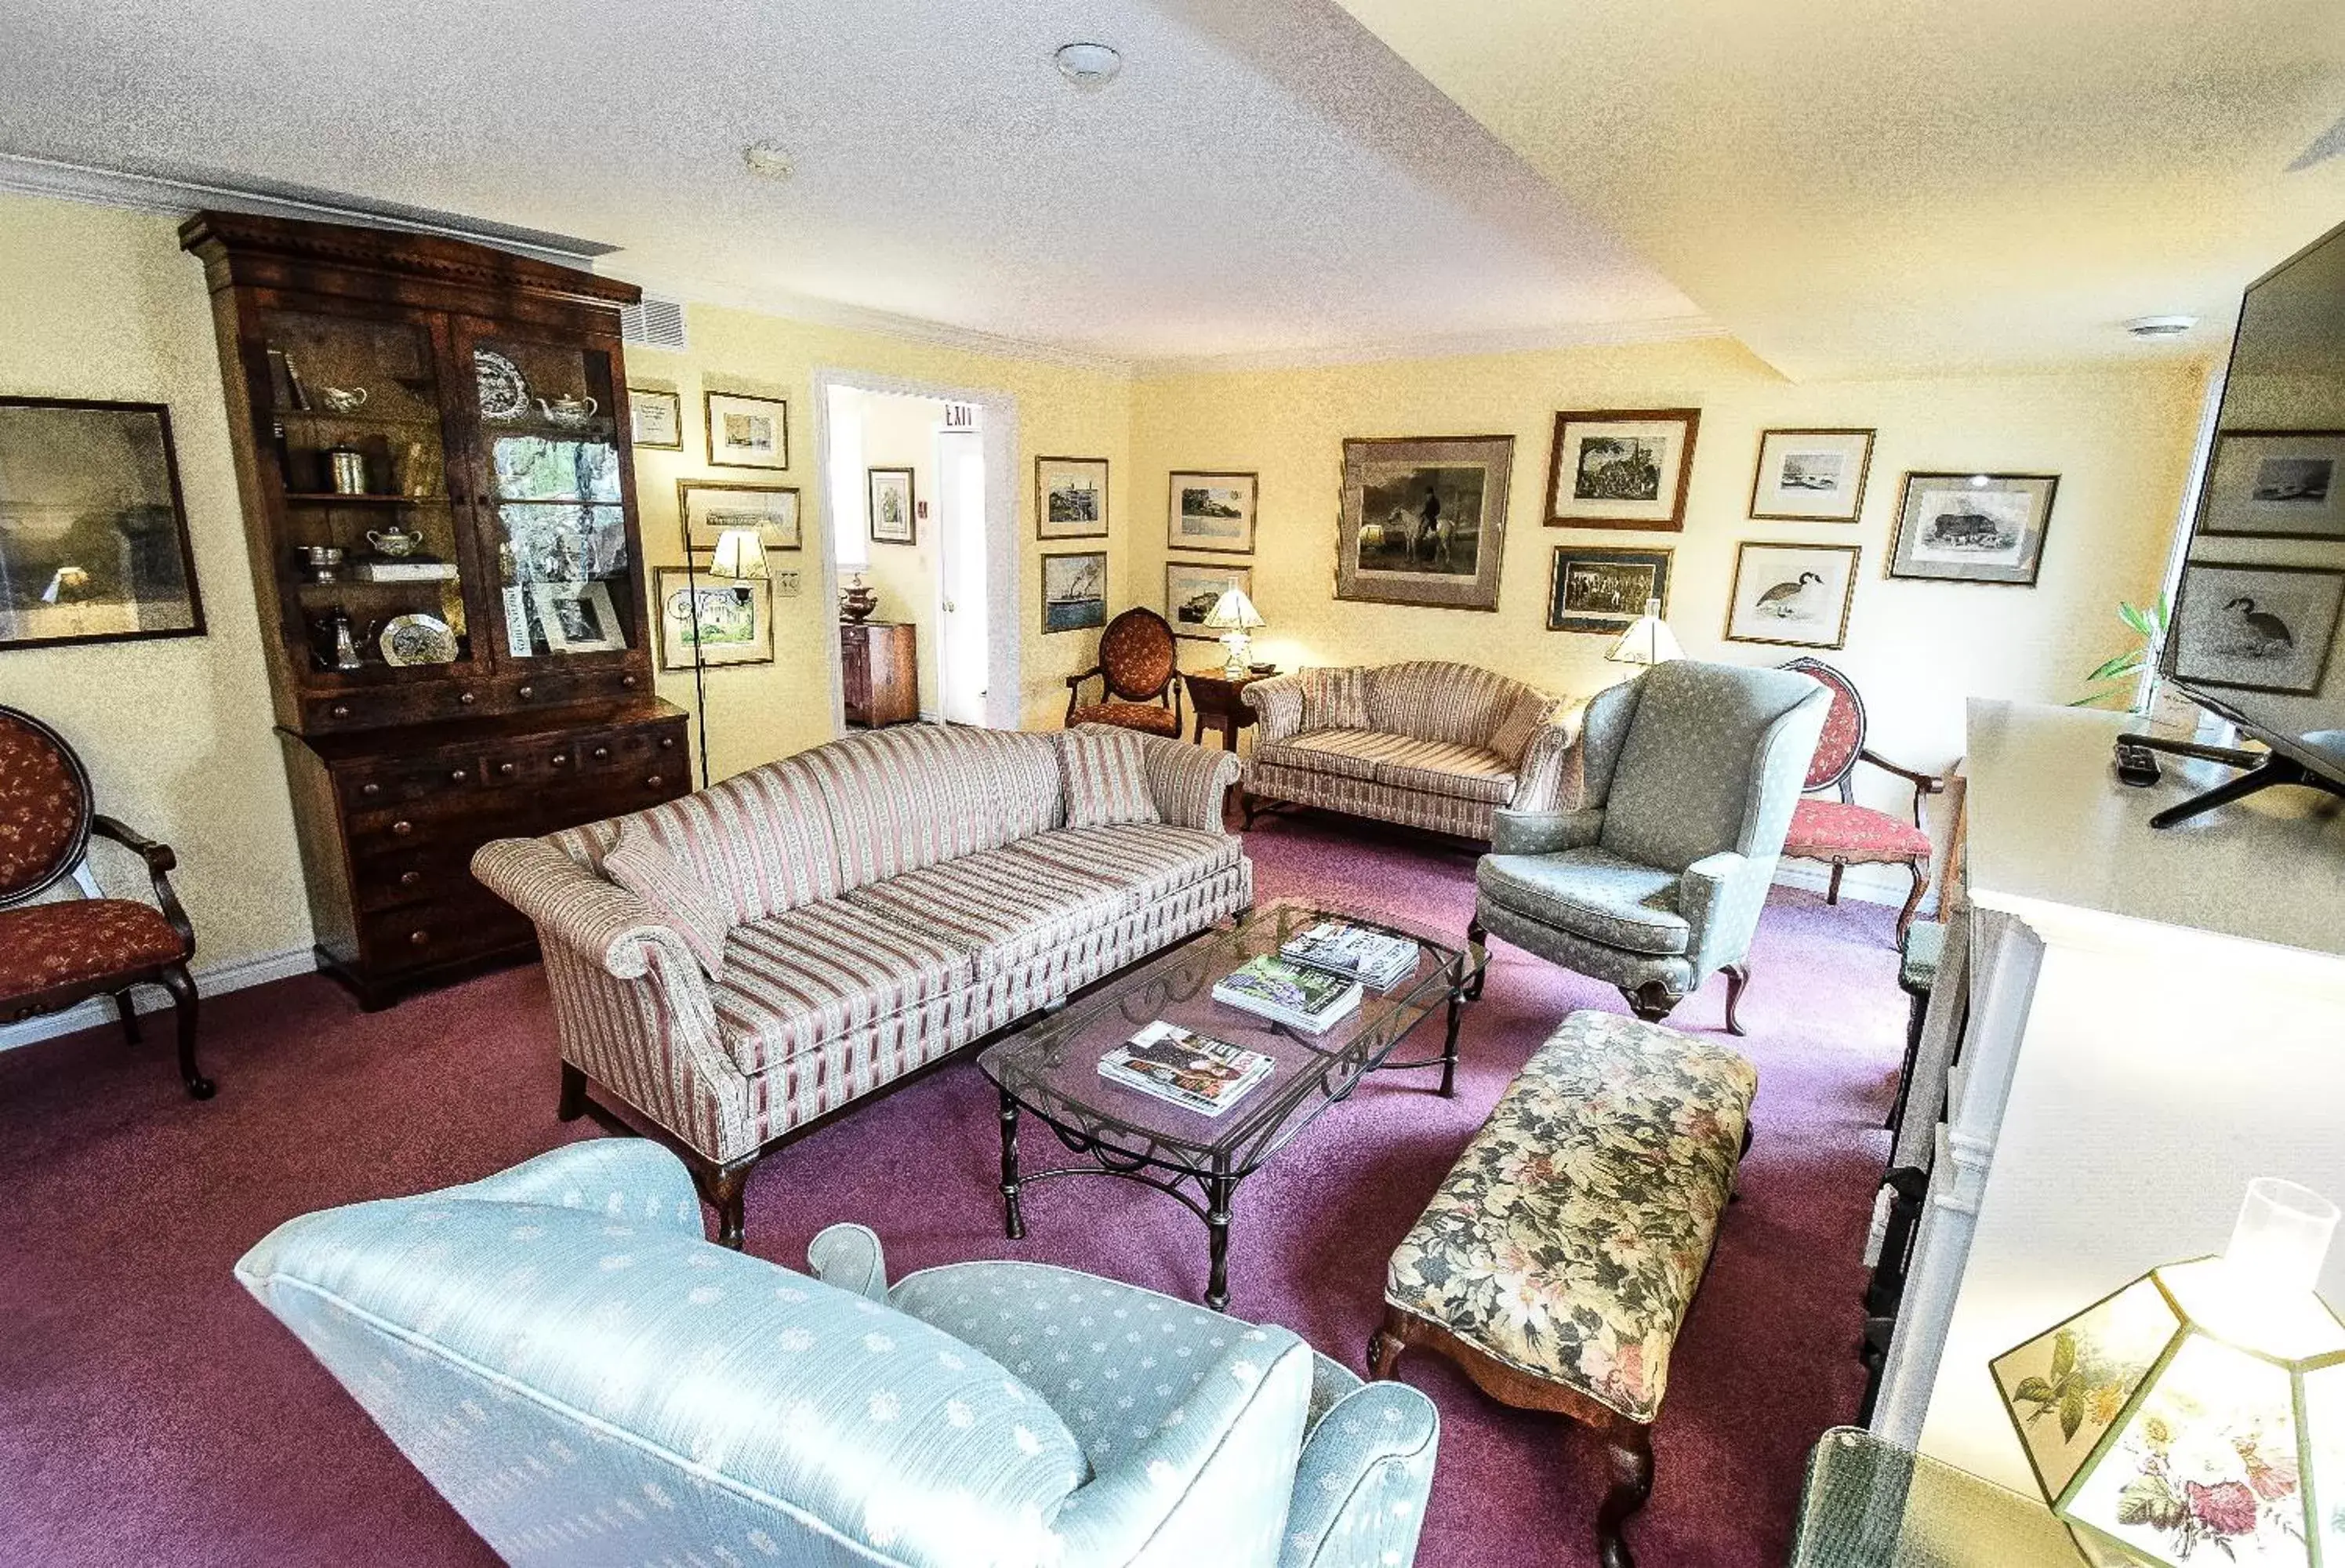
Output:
[
  {"xmin": 234, "ymin": 1142, "xmax": 1438, "ymax": 1568},
  {"xmin": 1468, "ymin": 659, "xmax": 1828, "ymax": 1033}
]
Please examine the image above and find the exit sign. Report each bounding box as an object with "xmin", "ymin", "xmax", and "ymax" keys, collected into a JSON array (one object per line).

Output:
[{"xmin": 942, "ymin": 401, "xmax": 978, "ymax": 430}]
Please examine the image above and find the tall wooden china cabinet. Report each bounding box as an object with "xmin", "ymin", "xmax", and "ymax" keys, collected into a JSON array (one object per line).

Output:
[{"xmin": 182, "ymin": 212, "xmax": 688, "ymax": 1008}]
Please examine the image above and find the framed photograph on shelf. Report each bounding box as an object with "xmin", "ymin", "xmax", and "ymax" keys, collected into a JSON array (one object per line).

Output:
[
  {"xmin": 1165, "ymin": 560, "xmax": 1254, "ymax": 641},
  {"xmin": 1545, "ymin": 408, "xmax": 1701, "ymax": 530},
  {"xmin": 2170, "ymin": 561, "xmax": 2345, "ymax": 696},
  {"xmin": 1167, "ymin": 471, "xmax": 1257, "ymax": 554},
  {"xmin": 1036, "ymin": 455, "xmax": 1109, "ymax": 540},
  {"xmin": 1888, "ymin": 472, "xmax": 2058, "ymax": 585},
  {"xmin": 1547, "ymin": 546, "xmax": 1673, "ymax": 634},
  {"xmin": 868, "ymin": 467, "xmax": 917, "ymax": 545},
  {"xmin": 653, "ymin": 566, "xmax": 773, "ymax": 672},
  {"xmin": 1724, "ymin": 541, "xmax": 1861, "ymax": 649},
  {"xmin": 1041, "ymin": 550, "xmax": 1108, "ymax": 633},
  {"xmin": 628, "ymin": 387, "xmax": 683, "ymax": 451},
  {"xmin": 0, "ymin": 397, "xmax": 205, "ymax": 652},
  {"xmin": 532, "ymin": 580, "xmax": 627, "ymax": 653},
  {"xmin": 2198, "ymin": 430, "xmax": 2345, "ymax": 541},
  {"xmin": 704, "ymin": 390, "xmax": 789, "ymax": 470},
  {"xmin": 1335, "ymin": 434, "xmax": 1512, "ymax": 612},
  {"xmin": 1748, "ymin": 428, "xmax": 1875, "ymax": 522},
  {"xmin": 677, "ymin": 479, "xmax": 800, "ymax": 554}
]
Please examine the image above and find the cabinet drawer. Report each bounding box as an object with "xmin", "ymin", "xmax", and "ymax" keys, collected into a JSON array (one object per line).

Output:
[
  {"xmin": 360, "ymin": 892, "xmax": 532, "ymax": 973},
  {"xmin": 352, "ymin": 849, "xmax": 477, "ymax": 913},
  {"xmin": 337, "ymin": 754, "xmax": 483, "ymax": 810}
]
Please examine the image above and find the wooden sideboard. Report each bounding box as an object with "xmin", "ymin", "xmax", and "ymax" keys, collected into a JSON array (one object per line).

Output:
[{"xmin": 841, "ymin": 620, "xmax": 917, "ymax": 728}]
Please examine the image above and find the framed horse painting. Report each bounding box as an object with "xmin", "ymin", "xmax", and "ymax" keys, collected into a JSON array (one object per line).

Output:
[{"xmin": 1334, "ymin": 434, "xmax": 1514, "ymax": 612}]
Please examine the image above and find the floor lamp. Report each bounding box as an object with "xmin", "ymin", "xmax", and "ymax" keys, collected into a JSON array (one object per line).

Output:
[{"xmin": 684, "ymin": 526, "xmax": 769, "ymax": 788}]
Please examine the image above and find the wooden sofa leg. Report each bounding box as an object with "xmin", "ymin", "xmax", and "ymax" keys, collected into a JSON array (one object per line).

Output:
[
  {"xmin": 557, "ymin": 1061, "xmax": 588, "ymax": 1122},
  {"xmin": 1720, "ymin": 964, "xmax": 1749, "ymax": 1036},
  {"xmin": 692, "ymin": 1161, "xmax": 753, "ymax": 1250},
  {"xmin": 160, "ymin": 963, "xmax": 214, "ymax": 1102},
  {"xmin": 1623, "ymin": 981, "xmax": 1680, "ymax": 1025},
  {"xmin": 1595, "ymin": 1419, "xmax": 1655, "ymax": 1568}
]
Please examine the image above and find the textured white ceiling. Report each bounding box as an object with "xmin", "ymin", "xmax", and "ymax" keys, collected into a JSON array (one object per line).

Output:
[{"xmin": 0, "ymin": 0, "xmax": 1704, "ymax": 367}]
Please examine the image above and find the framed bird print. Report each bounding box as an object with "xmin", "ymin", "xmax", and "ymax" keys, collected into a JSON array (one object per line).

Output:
[
  {"xmin": 1725, "ymin": 542, "xmax": 1860, "ymax": 649},
  {"xmin": 2169, "ymin": 561, "xmax": 2345, "ymax": 696},
  {"xmin": 1888, "ymin": 471, "xmax": 2058, "ymax": 585}
]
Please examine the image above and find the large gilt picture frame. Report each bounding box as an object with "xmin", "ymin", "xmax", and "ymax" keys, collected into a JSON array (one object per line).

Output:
[{"xmin": 1335, "ymin": 434, "xmax": 1512, "ymax": 612}]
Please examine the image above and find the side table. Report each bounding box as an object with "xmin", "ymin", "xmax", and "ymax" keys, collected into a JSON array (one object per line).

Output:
[
  {"xmin": 1184, "ymin": 667, "xmax": 1276, "ymax": 750},
  {"xmin": 1788, "ymin": 1427, "xmax": 2086, "ymax": 1566}
]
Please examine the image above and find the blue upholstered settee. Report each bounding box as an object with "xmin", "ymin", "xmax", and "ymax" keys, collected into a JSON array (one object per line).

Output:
[{"xmin": 235, "ymin": 1142, "xmax": 1438, "ymax": 1567}]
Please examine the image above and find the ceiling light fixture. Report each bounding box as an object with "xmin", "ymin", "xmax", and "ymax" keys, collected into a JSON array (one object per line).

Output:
[
  {"xmin": 1054, "ymin": 42, "xmax": 1123, "ymax": 90},
  {"xmin": 741, "ymin": 143, "xmax": 795, "ymax": 182},
  {"xmin": 2126, "ymin": 314, "xmax": 2198, "ymax": 340}
]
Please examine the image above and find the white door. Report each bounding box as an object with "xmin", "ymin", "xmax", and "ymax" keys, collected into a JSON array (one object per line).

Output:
[{"xmin": 934, "ymin": 430, "xmax": 989, "ymax": 725}]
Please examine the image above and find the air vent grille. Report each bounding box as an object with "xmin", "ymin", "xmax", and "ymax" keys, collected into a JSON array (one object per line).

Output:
[{"xmin": 620, "ymin": 295, "xmax": 688, "ymax": 350}]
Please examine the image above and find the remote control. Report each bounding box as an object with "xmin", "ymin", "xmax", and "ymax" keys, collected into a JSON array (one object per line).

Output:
[{"xmin": 2113, "ymin": 741, "xmax": 2162, "ymax": 789}]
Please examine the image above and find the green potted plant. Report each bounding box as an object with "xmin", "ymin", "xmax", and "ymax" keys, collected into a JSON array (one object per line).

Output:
[{"xmin": 2072, "ymin": 595, "xmax": 2169, "ymax": 714}]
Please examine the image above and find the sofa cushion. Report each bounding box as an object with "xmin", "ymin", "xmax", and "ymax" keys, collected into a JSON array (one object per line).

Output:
[
  {"xmin": 549, "ymin": 752, "xmax": 842, "ymax": 924},
  {"xmin": 1367, "ymin": 739, "xmax": 1516, "ymax": 805},
  {"xmin": 1363, "ymin": 661, "xmax": 1525, "ymax": 748},
  {"xmin": 1476, "ymin": 847, "xmax": 1690, "ymax": 956},
  {"xmin": 797, "ymin": 725, "xmax": 1065, "ymax": 890},
  {"xmin": 999, "ymin": 823, "xmax": 1242, "ymax": 913},
  {"xmin": 602, "ymin": 824, "xmax": 732, "ymax": 979},
  {"xmin": 1059, "ymin": 728, "xmax": 1161, "ymax": 829},
  {"xmin": 842, "ymin": 846, "xmax": 1126, "ymax": 975},
  {"xmin": 1486, "ymin": 686, "xmax": 1557, "ymax": 765},
  {"xmin": 1299, "ymin": 666, "xmax": 1370, "ymax": 732},
  {"xmin": 715, "ymin": 898, "xmax": 978, "ymax": 1073},
  {"xmin": 1253, "ymin": 728, "xmax": 1415, "ymax": 783}
]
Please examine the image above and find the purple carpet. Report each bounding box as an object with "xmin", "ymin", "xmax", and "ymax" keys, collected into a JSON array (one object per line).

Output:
[{"xmin": 0, "ymin": 813, "xmax": 1893, "ymax": 1566}]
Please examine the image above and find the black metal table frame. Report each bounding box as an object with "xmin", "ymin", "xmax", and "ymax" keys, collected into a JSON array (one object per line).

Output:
[{"xmin": 988, "ymin": 907, "xmax": 1486, "ymax": 1310}]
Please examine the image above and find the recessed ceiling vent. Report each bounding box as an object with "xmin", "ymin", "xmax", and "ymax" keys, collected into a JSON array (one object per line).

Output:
[{"xmin": 620, "ymin": 295, "xmax": 688, "ymax": 351}]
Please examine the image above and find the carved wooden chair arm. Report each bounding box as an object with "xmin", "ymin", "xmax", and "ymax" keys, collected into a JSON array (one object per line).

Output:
[
  {"xmin": 1857, "ymin": 749, "xmax": 1948, "ymax": 827},
  {"xmin": 91, "ymin": 814, "xmax": 194, "ymax": 948},
  {"xmin": 1063, "ymin": 666, "xmax": 1105, "ymax": 724}
]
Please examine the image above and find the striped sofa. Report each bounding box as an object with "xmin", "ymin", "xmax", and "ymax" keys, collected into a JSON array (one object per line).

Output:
[
  {"xmin": 1241, "ymin": 661, "xmax": 1581, "ymax": 840},
  {"xmin": 472, "ymin": 723, "xmax": 1250, "ymax": 1245}
]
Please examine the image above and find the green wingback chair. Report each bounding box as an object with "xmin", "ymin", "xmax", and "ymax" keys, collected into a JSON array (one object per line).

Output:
[
  {"xmin": 1468, "ymin": 659, "xmax": 1829, "ymax": 1033},
  {"xmin": 235, "ymin": 1142, "xmax": 1438, "ymax": 1568}
]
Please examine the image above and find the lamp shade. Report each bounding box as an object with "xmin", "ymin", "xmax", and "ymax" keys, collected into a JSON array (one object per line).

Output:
[
  {"xmin": 1203, "ymin": 586, "xmax": 1265, "ymax": 632},
  {"xmin": 707, "ymin": 527, "xmax": 770, "ymax": 582},
  {"xmin": 1606, "ymin": 599, "xmax": 1683, "ymax": 666},
  {"xmin": 1990, "ymin": 1179, "xmax": 2345, "ymax": 1568}
]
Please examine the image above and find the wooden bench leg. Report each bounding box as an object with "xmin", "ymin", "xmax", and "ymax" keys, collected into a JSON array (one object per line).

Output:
[{"xmin": 1595, "ymin": 1418, "xmax": 1654, "ymax": 1568}]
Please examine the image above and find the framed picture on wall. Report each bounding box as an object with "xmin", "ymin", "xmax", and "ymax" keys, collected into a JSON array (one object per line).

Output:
[
  {"xmin": 868, "ymin": 467, "xmax": 917, "ymax": 545},
  {"xmin": 1724, "ymin": 542, "xmax": 1861, "ymax": 649},
  {"xmin": 1041, "ymin": 550, "xmax": 1108, "ymax": 633},
  {"xmin": 2197, "ymin": 430, "xmax": 2345, "ymax": 542},
  {"xmin": 705, "ymin": 390, "xmax": 789, "ymax": 470},
  {"xmin": 1166, "ymin": 559, "xmax": 1254, "ymax": 641},
  {"xmin": 653, "ymin": 566, "xmax": 773, "ymax": 671},
  {"xmin": 1036, "ymin": 456, "xmax": 1109, "ymax": 540},
  {"xmin": 1545, "ymin": 408, "xmax": 1701, "ymax": 530},
  {"xmin": 0, "ymin": 397, "xmax": 205, "ymax": 652},
  {"xmin": 628, "ymin": 387, "xmax": 683, "ymax": 451},
  {"xmin": 1167, "ymin": 471, "xmax": 1257, "ymax": 554},
  {"xmin": 1748, "ymin": 428, "xmax": 1875, "ymax": 522},
  {"xmin": 1888, "ymin": 472, "xmax": 2058, "ymax": 585},
  {"xmin": 1335, "ymin": 434, "xmax": 1513, "ymax": 612},
  {"xmin": 1547, "ymin": 546, "xmax": 1673, "ymax": 634},
  {"xmin": 2169, "ymin": 561, "xmax": 2345, "ymax": 696},
  {"xmin": 677, "ymin": 479, "xmax": 801, "ymax": 554}
]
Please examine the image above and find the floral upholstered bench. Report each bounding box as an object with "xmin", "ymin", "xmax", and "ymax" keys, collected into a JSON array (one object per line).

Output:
[{"xmin": 1370, "ymin": 1009, "xmax": 1756, "ymax": 1568}]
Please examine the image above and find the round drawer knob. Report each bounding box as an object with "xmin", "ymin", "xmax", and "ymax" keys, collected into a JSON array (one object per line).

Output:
[
  {"xmin": 659, "ymin": 736, "xmax": 675, "ymax": 750},
  {"xmin": 408, "ymin": 930, "xmax": 429, "ymax": 946},
  {"xmin": 331, "ymin": 704, "xmax": 351, "ymax": 720},
  {"xmin": 399, "ymin": 870, "xmax": 421, "ymax": 887},
  {"xmin": 498, "ymin": 761, "xmax": 516, "ymax": 777},
  {"xmin": 551, "ymin": 753, "xmax": 568, "ymax": 768},
  {"xmin": 592, "ymin": 746, "xmax": 611, "ymax": 761},
  {"xmin": 458, "ymin": 691, "xmax": 477, "ymax": 706},
  {"xmin": 450, "ymin": 768, "xmax": 469, "ymax": 783},
  {"xmin": 621, "ymin": 674, "xmax": 639, "ymax": 689},
  {"xmin": 517, "ymin": 684, "xmax": 535, "ymax": 699},
  {"xmin": 645, "ymin": 775, "xmax": 664, "ymax": 789},
  {"xmin": 391, "ymin": 819, "xmax": 414, "ymax": 837},
  {"xmin": 361, "ymin": 782, "xmax": 381, "ymax": 797}
]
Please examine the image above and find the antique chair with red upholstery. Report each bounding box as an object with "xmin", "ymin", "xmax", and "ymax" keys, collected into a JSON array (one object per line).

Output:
[
  {"xmin": 1063, "ymin": 606, "xmax": 1184, "ymax": 737},
  {"xmin": 1777, "ymin": 658, "xmax": 1947, "ymax": 943},
  {"xmin": 0, "ymin": 704, "xmax": 212, "ymax": 1098}
]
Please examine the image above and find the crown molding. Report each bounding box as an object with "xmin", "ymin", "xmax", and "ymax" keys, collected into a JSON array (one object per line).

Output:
[
  {"xmin": 1133, "ymin": 314, "xmax": 1729, "ymax": 379},
  {"xmin": 0, "ymin": 152, "xmax": 613, "ymax": 269}
]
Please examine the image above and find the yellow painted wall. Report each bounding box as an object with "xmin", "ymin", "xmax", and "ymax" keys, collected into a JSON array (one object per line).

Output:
[{"xmin": 1134, "ymin": 337, "xmax": 2214, "ymax": 879}]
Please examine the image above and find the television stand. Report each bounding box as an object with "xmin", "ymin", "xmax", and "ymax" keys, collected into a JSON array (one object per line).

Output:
[{"xmin": 2120, "ymin": 732, "xmax": 2345, "ymax": 829}]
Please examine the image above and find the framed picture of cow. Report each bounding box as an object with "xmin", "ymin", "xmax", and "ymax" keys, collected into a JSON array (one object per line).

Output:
[
  {"xmin": 1888, "ymin": 471, "xmax": 2058, "ymax": 585},
  {"xmin": 1335, "ymin": 434, "xmax": 1514, "ymax": 612}
]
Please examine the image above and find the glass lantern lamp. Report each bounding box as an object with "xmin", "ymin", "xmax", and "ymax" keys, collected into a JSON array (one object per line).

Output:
[
  {"xmin": 1990, "ymin": 1178, "xmax": 2345, "ymax": 1567},
  {"xmin": 1203, "ymin": 586, "xmax": 1265, "ymax": 679}
]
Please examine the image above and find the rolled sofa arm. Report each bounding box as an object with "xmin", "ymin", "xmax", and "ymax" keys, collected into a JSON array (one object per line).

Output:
[
  {"xmin": 1280, "ymin": 1381, "xmax": 1439, "ymax": 1568},
  {"xmin": 1109, "ymin": 727, "xmax": 1243, "ymax": 833},
  {"xmin": 1240, "ymin": 673, "xmax": 1309, "ymax": 742},
  {"xmin": 471, "ymin": 836, "xmax": 702, "ymax": 983},
  {"xmin": 1507, "ymin": 700, "xmax": 1589, "ymax": 813}
]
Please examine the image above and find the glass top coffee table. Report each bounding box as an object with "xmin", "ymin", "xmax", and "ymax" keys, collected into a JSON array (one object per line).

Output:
[{"xmin": 978, "ymin": 898, "xmax": 1483, "ymax": 1309}]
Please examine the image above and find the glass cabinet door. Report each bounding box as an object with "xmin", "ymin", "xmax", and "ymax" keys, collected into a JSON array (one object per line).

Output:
[
  {"xmin": 257, "ymin": 308, "xmax": 479, "ymax": 679},
  {"xmin": 457, "ymin": 326, "xmax": 637, "ymax": 665}
]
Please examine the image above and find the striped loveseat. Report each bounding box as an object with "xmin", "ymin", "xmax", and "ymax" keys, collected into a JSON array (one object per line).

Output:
[
  {"xmin": 1241, "ymin": 662, "xmax": 1581, "ymax": 840},
  {"xmin": 473, "ymin": 724, "xmax": 1249, "ymax": 1244}
]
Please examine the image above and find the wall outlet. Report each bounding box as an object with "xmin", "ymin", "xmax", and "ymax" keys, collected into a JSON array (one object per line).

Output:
[{"xmin": 772, "ymin": 569, "xmax": 801, "ymax": 597}]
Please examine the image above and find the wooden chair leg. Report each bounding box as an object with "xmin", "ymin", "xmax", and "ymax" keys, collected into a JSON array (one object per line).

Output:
[
  {"xmin": 1894, "ymin": 862, "xmax": 1929, "ymax": 944},
  {"xmin": 1595, "ymin": 1420, "xmax": 1655, "ymax": 1568},
  {"xmin": 158, "ymin": 963, "xmax": 213, "ymax": 1101},
  {"xmin": 1623, "ymin": 981, "xmax": 1681, "ymax": 1024},
  {"xmin": 557, "ymin": 1060, "xmax": 588, "ymax": 1121},
  {"xmin": 1720, "ymin": 964, "xmax": 1749, "ymax": 1036},
  {"xmin": 1826, "ymin": 862, "xmax": 1846, "ymax": 905},
  {"xmin": 111, "ymin": 989, "xmax": 142, "ymax": 1047}
]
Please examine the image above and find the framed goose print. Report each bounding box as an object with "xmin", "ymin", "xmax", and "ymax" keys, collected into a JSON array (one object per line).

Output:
[
  {"xmin": 1725, "ymin": 541, "xmax": 1860, "ymax": 649},
  {"xmin": 1545, "ymin": 408, "xmax": 1701, "ymax": 531},
  {"xmin": 1749, "ymin": 428, "xmax": 1875, "ymax": 522}
]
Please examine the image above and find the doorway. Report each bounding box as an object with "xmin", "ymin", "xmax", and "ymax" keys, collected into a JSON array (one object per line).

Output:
[{"xmin": 933, "ymin": 428, "xmax": 988, "ymax": 724}]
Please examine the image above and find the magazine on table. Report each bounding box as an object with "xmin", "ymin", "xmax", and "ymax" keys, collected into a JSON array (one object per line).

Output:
[
  {"xmin": 1211, "ymin": 953, "xmax": 1363, "ymax": 1034},
  {"xmin": 1279, "ymin": 919, "xmax": 1418, "ymax": 989},
  {"xmin": 1098, "ymin": 1021, "xmax": 1276, "ymax": 1118}
]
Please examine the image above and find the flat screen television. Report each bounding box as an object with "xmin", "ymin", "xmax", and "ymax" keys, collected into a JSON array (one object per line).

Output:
[{"xmin": 2154, "ymin": 216, "xmax": 2345, "ymax": 826}]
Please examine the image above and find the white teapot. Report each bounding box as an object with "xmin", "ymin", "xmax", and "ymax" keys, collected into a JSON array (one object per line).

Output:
[{"xmin": 537, "ymin": 394, "xmax": 599, "ymax": 429}]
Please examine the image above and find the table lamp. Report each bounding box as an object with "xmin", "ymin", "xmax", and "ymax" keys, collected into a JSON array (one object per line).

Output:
[
  {"xmin": 1606, "ymin": 598, "xmax": 1683, "ymax": 666},
  {"xmin": 1990, "ymin": 1178, "xmax": 2343, "ymax": 1567},
  {"xmin": 1203, "ymin": 585, "xmax": 1265, "ymax": 679}
]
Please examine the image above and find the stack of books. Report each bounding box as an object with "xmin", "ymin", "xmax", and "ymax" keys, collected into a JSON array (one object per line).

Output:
[
  {"xmin": 1211, "ymin": 953, "xmax": 1363, "ymax": 1034},
  {"xmin": 1280, "ymin": 919, "xmax": 1419, "ymax": 991},
  {"xmin": 1098, "ymin": 1022, "xmax": 1276, "ymax": 1117}
]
